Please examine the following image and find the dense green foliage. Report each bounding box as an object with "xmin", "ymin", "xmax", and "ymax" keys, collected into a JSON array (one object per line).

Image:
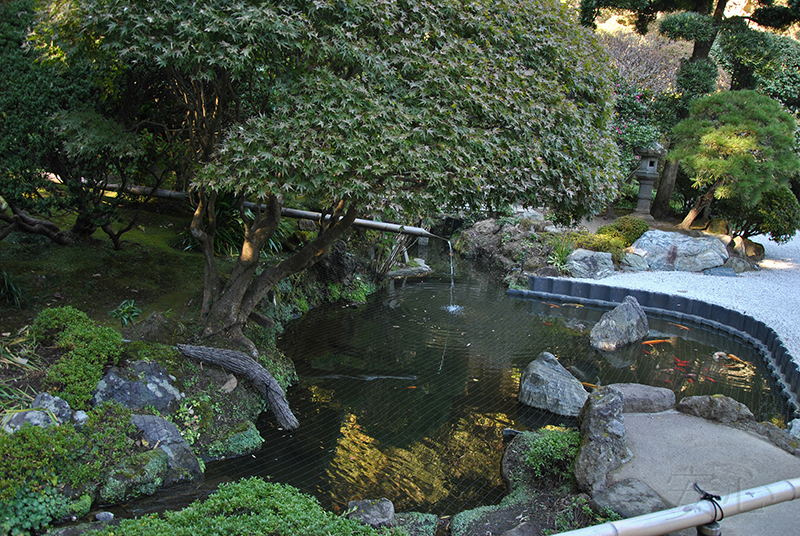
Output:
[
  {"xmin": 0, "ymin": 403, "xmax": 138, "ymax": 533},
  {"xmin": 613, "ymin": 82, "xmax": 662, "ymax": 170},
  {"xmin": 27, "ymin": 0, "xmax": 622, "ymax": 224},
  {"xmin": 597, "ymin": 214, "xmax": 650, "ymax": 245},
  {"xmin": 716, "ymin": 186, "xmax": 800, "ymax": 243},
  {"xmin": 23, "ymin": 0, "xmax": 624, "ymax": 349},
  {"xmin": 0, "ymin": 0, "xmax": 92, "ymax": 216},
  {"xmin": 525, "ymin": 426, "xmax": 581, "ymax": 483},
  {"xmin": 31, "ymin": 306, "xmax": 123, "ymax": 409},
  {"xmin": 93, "ymin": 477, "xmax": 402, "ymax": 536},
  {"xmin": 670, "ymin": 90, "xmax": 798, "ymax": 210}
]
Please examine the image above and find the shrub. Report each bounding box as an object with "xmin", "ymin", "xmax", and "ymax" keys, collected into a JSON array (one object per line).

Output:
[
  {"xmin": 30, "ymin": 306, "xmax": 91, "ymax": 343},
  {"xmin": 44, "ymin": 322, "xmax": 123, "ymax": 410},
  {"xmin": 0, "ymin": 402, "xmax": 139, "ymax": 533},
  {"xmin": 93, "ymin": 477, "xmax": 402, "ymax": 536},
  {"xmin": 597, "ymin": 215, "xmax": 649, "ymax": 246},
  {"xmin": 525, "ymin": 426, "xmax": 582, "ymax": 483},
  {"xmin": 32, "ymin": 306, "xmax": 123, "ymax": 409},
  {"xmin": 572, "ymin": 231, "xmax": 627, "ymax": 263},
  {"xmin": 716, "ymin": 186, "xmax": 800, "ymax": 244},
  {"xmin": 0, "ymin": 485, "xmax": 71, "ymax": 535}
]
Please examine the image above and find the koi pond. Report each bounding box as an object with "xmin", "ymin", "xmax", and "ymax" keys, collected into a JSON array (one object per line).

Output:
[{"xmin": 193, "ymin": 269, "xmax": 790, "ymax": 518}]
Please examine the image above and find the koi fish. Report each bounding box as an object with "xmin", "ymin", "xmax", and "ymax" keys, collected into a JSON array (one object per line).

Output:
[
  {"xmin": 669, "ymin": 322, "xmax": 690, "ymax": 331},
  {"xmin": 542, "ymin": 321, "xmax": 553, "ymax": 326},
  {"xmin": 642, "ymin": 349, "xmax": 651, "ymax": 355},
  {"xmin": 687, "ymin": 378, "xmax": 694, "ymax": 384},
  {"xmin": 581, "ymin": 382, "xmax": 600, "ymax": 390},
  {"xmin": 727, "ymin": 353, "xmax": 747, "ymax": 364},
  {"xmin": 642, "ymin": 339, "xmax": 673, "ymax": 346},
  {"xmin": 703, "ymin": 376, "xmax": 716, "ymax": 383},
  {"xmin": 564, "ymin": 303, "xmax": 584, "ymax": 308},
  {"xmin": 543, "ymin": 302, "xmax": 560, "ymax": 308},
  {"xmin": 674, "ymin": 357, "xmax": 690, "ymax": 366}
]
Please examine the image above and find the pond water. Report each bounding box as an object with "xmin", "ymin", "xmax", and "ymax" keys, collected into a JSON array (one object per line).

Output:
[{"xmin": 197, "ymin": 269, "xmax": 789, "ymax": 518}]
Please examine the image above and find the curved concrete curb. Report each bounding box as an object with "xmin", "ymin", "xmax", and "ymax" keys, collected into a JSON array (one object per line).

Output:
[{"xmin": 507, "ymin": 276, "xmax": 800, "ymax": 417}]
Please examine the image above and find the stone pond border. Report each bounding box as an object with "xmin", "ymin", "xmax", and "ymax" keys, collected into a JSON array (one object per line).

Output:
[{"xmin": 507, "ymin": 276, "xmax": 800, "ymax": 418}]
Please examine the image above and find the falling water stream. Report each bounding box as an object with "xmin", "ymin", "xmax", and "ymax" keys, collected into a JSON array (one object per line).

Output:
[{"xmin": 113, "ymin": 242, "xmax": 791, "ymax": 521}]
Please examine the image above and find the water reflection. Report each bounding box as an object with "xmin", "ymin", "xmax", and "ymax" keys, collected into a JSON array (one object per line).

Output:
[{"xmin": 261, "ymin": 273, "xmax": 787, "ymax": 516}]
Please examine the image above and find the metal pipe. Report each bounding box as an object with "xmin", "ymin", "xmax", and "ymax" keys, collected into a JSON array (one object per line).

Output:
[
  {"xmin": 276, "ymin": 207, "xmax": 442, "ymax": 240},
  {"xmin": 111, "ymin": 184, "xmax": 444, "ymax": 240},
  {"xmin": 556, "ymin": 478, "xmax": 800, "ymax": 536}
]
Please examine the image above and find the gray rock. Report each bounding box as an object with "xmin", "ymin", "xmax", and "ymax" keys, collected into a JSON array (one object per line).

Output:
[
  {"xmin": 567, "ymin": 248, "xmax": 615, "ymax": 279},
  {"xmin": 724, "ymin": 256, "xmax": 753, "ymax": 273},
  {"xmin": 607, "ymin": 383, "xmax": 675, "ymax": 413},
  {"xmin": 2, "ymin": 409, "xmax": 54, "ymax": 434},
  {"xmin": 32, "ymin": 392, "xmax": 73, "ymax": 424},
  {"xmin": 95, "ymin": 511, "xmax": 115, "ymax": 522},
  {"xmin": 676, "ymin": 395, "xmax": 755, "ymax": 425},
  {"xmin": 100, "ymin": 448, "xmax": 169, "ymax": 503},
  {"xmin": 575, "ymin": 386, "xmax": 630, "ymax": 494},
  {"xmin": 628, "ymin": 230, "xmax": 728, "ymax": 272},
  {"xmin": 789, "ymin": 419, "xmax": 800, "ymax": 440},
  {"xmin": 94, "ymin": 361, "xmax": 183, "ymax": 413},
  {"xmin": 500, "ymin": 522, "xmax": 536, "ymax": 536},
  {"xmin": 590, "ymin": 296, "xmax": 649, "ymax": 352},
  {"xmin": 732, "ymin": 236, "xmax": 765, "ymax": 262},
  {"xmin": 621, "ymin": 251, "xmax": 649, "ymax": 272},
  {"xmin": 130, "ymin": 414, "xmax": 202, "ymax": 486},
  {"xmin": 72, "ymin": 410, "xmax": 89, "ymax": 428},
  {"xmin": 518, "ymin": 352, "xmax": 588, "ymax": 417},
  {"xmin": 347, "ymin": 498, "xmax": 396, "ymax": 528},
  {"xmin": 591, "ymin": 478, "xmax": 667, "ymax": 518},
  {"xmin": 752, "ymin": 422, "xmax": 800, "ymax": 457},
  {"xmin": 703, "ymin": 267, "xmax": 738, "ymax": 277}
]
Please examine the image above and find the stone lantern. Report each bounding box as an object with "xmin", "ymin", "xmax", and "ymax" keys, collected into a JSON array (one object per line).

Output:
[{"xmin": 633, "ymin": 143, "xmax": 666, "ymax": 219}]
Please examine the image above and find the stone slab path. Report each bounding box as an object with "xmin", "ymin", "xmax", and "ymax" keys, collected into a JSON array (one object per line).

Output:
[{"xmin": 608, "ymin": 410, "xmax": 800, "ymax": 536}]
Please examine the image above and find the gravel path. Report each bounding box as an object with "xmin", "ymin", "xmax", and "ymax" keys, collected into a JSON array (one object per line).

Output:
[{"xmin": 574, "ymin": 233, "xmax": 800, "ymax": 367}]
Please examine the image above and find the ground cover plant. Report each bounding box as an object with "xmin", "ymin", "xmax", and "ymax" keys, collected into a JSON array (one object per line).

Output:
[{"xmin": 91, "ymin": 477, "xmax": 407, "ymax": 536}]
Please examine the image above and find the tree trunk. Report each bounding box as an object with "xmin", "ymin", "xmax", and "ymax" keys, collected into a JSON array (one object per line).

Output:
[
  {"xmin": 176, "ymin": 344, "xmax": 299, "ymax": 430},
  {"xmin": 199, "ymin": 196, "xmax": 359, "ymax": 356},
  {"xmin": 677, "ymin": 181, "xmax": 721, "ymax": 230},
  {"xmin": 651, "ymin": 160, "xmax": 680, "ymax": 219}
]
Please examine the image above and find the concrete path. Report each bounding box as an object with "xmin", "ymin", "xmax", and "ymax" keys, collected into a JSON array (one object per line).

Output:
[{"xmin": 608, "ymin": 410, "xmax": 800, "ymax": 535}]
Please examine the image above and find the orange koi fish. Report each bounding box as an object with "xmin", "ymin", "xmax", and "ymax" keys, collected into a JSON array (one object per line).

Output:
[
  {"xmin": 642, "ymin": 339, "xmax": 673, "ymax": 346},
  {"xmin": 581, "ymin": 382, "xmax": 600, "ymax": 390},
  {"xmin": 543, "ymin": 302, "xmax": 560, "ymax": 308},
  {"xmin": 669, "ymin": 322, "xmax": 690, "ymax": 331}
]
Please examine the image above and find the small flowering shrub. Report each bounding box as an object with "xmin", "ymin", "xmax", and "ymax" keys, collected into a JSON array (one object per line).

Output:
[{"xmin": 613, "ymin": 82, "xmax": 662, "ymax": 170}]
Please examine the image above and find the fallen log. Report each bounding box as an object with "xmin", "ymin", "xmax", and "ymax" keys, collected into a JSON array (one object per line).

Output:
[{"xmin": 177, "ymin": 344, "xmax": 299, "ymax": 430}]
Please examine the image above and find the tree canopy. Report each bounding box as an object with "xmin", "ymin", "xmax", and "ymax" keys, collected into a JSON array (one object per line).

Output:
[
  {"xmin": 19, "ymin": 0, "xmax": 622, "ymax": 352},
  {"xmin": 670, "ymin": 90, "xmax": 798, "ymax": 229}
]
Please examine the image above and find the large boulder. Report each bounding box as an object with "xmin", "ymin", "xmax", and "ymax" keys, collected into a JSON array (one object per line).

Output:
[
  {"xmin": 676, "ymin": 395, "xmax": 755, "ymax": 425},
  {"xmin": 590, "ymin": 296, "xmax": 649, "ymax": 352},
  {"xmin": 607, "ymin": 383, "xmax": 675, "ymax": 413},
  {"xmin": 518, "ymin": 352, "xmax": 588, "ymax": 417},
  {"xmin": 732, "ymin": 236, "xmax": 765, "ymax": 262},
  {"xmin": 346, "ymin": 498, "xmax": 396, "ymax": 529},
  {"xmin": 130, "ymin": 414, "xmax": 202, "ymax": 486},
  {"xmin": 100, "ymin": 449, "xmax": 169, "ymax": 504},
  {"xmin": 625, "ymin": 230, "xmax": 728, "ymax": 272},
  {"xmin": 94, "ymin": 361, "xmax": 184, "ymax": 413},
  {"xmin": 574, "ymin": 386, "xmax": 630, "ymax": 494},
  {"xmin": 567, "ymin": 249, "xmax": 615, "ymax": 279},
  {"xmin": 590, "ymin": 478, "xmax": 667, "ymax": 519}
]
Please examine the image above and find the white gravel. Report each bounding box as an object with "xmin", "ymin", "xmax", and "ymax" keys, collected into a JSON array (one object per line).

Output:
[{"xmin": 574, "ymin": 233, "xmax": 800, "ymax": 367}]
